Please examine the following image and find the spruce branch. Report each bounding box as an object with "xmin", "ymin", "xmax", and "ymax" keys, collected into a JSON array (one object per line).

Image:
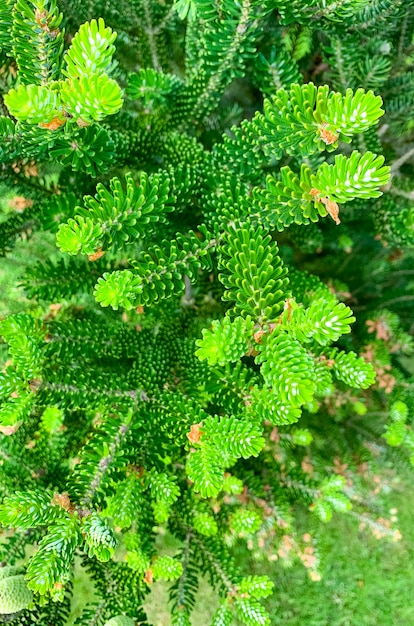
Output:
[
  {"xmin": 141, "ymin": 0, "xmax": 162, "ymax": 71},
  {"xmin": 190, "ymin": 0, "xmax": 253, "ymax": 121},
  {"xmin": 12, "ymin": 0, "xmax": 65, "ymax": 86}
]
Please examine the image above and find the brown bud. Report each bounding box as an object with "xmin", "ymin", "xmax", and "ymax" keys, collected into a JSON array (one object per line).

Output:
[
  {"xmin": 0, "ymin": 422, "xmax": 22, "ymax": 436},
  {"xmin": 318, "ymin": 124, "xmax": 339, "ymax": 145},
  {"xmin": 52, "ymin": 492, "xmax": 75, "ymax": 514},
  {"xmin": 39, "ymin": 116, "xmax": 66, "ymax": 131},
  {"xmin": 76, "ymin": 118, "xmax": 90, "ymax": 128},
  {"xmin": 28, "ymin": 379, "xmax": 42, "ymax": 394},
  {"xmin": 88, "ymin": 248, "xmax": 106, "ymax": 262},
  {"xmin": 187, "ymin": 423, "xmax": 203, "ymax": 444},
  {"xmin": 7, "ymin": 196, "xmax": 33, "ymax": 212},
  {"xmin": 321, "ymin": 197, "xmax": 341, "ymax": 225},
  {"xmin": 253, "ymin": 329, "xmax": 266, "ymax": 343},
  {"xmin": 143, "ymin": 569, "xmax": 154, "ymax": 585}
]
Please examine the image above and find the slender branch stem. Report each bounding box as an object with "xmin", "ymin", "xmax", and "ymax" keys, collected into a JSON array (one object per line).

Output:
[
  {"xmin": 396, "ymin": 8, "xmax": 412, "ymax": 68},
  {"xmin": 82, "ymin": 419, "xmax": 131, "ymax": 507},
  {"xmin": 42, "ymin": 381, "xmax": 145, "ymax": 402},
  {"xmin": 191, "ymin": 535, "xmax": 235, "ymax": 592},
  {"xmin": 89, "ymin": 601, "xmax": 106, "ymax": 626},
  {"xmin": 378, "ymin": 124, "xmax": 389, "ymax": 138},
  {"xmin": 381, "ymin": 270, "xmax": 414, "ymax": 277},
  {"xmin": 190, "ymin": 0, "xmax": 253, "ymax": 123},
  {"xmin": 280, "ymin": 478, "xmax": 319, "ymax": 499},
  {"xmin": 142, "ymin": 0, "xmax": 162, "ymax": 71},
  {"xmin": 380, "ymin": 295, "xmax": 414, "ymax": 308},
  {"xmin": 152, "ymin": 4, "xmax": 177, "ymax": 35},
  {"xmin": 346, "ymin": 510, "xmax": 400, "ymax": 539},
  {"xmin": 391, "ymin": 146, "xmax": 414, "ymax": 174},
  {"xmin": 174, "ymin": 533, "xmax": 193, "ymax": 613},
  {"xmin": 387, "ymin": 186, "xmax": 414, "ymax": 200}
]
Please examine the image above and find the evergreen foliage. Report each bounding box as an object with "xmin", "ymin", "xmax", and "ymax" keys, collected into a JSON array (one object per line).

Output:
[{"xmin": 0, "ymin": 0, "xmax": 413, "ymax": 624}]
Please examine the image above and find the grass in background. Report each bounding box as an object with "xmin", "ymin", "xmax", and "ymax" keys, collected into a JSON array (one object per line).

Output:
[{"xmin": 236, "ymin": 481, "xmax": 414, "ymax": 626}]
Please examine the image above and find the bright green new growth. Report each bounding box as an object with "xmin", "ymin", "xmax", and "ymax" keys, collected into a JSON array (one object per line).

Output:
[
  {"xmin": 253, "ymin": 83, "xmax": 385, "ymax": 158},
  {"xmin": 57, "ymin": 171, "xmax": 174, "ymax": 256},
  {"xmin": 4, "ymin": 83, "xmax": 60, "ymax": 124},
  {"xmin": 196, "ymin": 316, "xmax": 255, "ymax": 366},
  {"xmin": 60, "ymin": 73, "xmax": 123, "ymax": 122},
  {"xmin": 151, "ymin": 555, "xmax": 183, "ymax": 581},
  {"xmin": 311, "ymin": 151, "xmax": 389, "ymax": 202},
  {"xmin": 187, "ymin": 415, "xmax": 265, "ymax": 498},
  {"xmin": 333, "ymin": 351, "xmax": 376, "ymax": 389},
  {"xmin": 218, "ymin": 225, "xmax": 289, "ymax": 322},
  {"xmin": 257, "ymin": 333, "xmax": 316, "ymax": 407},
  {"xmin": 4, "ymin": 13, "xmax": 123, "ymax": 129},
  {"xmin": 62, "ymin": 18, "xmax": 117, "ymax": 78},
  {"xmin": 278, "ymin": 297, "xmax": 356, "ymax": 345}
]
